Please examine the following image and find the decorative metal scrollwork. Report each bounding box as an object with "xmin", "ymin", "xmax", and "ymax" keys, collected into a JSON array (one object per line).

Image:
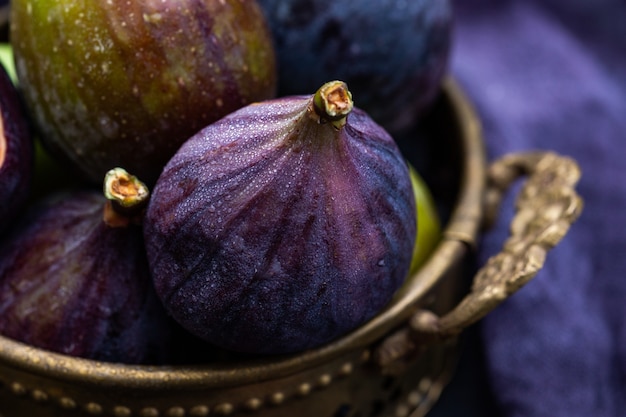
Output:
[{"xmin": 376, "ymin": 151, "xmax": 584, "ymax": 373}]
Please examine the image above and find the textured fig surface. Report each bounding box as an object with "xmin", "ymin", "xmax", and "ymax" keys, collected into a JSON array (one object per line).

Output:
[
  {"xmin": 0, "ymin": 191, "xmax": 173, "ymax": 364},
  {"xmin": 257, "ymin": 0, "xmax": 453, "ymax": 133},
  {"xmin": 0, "ymin": 61, "xmax": 32, "ymax": 235},
  {"xmin": 10, "ymin": 0, "xmax": 277, "ymax": 185},
  {"xmin": 144, "ymin": 91, "xmax": 416, "ymax": 355}
]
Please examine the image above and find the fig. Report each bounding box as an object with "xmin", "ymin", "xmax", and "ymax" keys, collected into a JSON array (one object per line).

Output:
[
  {"xmin": 144, "ymin": 81, "xmax": 416, "ymax": 355},
  {"xmin": 0, "ymin": 168, "xmax": 172, "ymax": 364},
  {"xmin": 257, "ymin": 0, "xmax": 453, "ymax": 133},
  {"xmin": 0, "ymin": 56, "xmax": 32, "ymax": 235},
  {"xmin": 10, "ymin": 0, "xmax": 277, "ymax": 185},
  {"xmin": 0, "ymin": 43, "xmax": 16, "ymax": 84},
  {"xmin": 408, "ymin": 164, "xmax": 441, "ymax": 274}
]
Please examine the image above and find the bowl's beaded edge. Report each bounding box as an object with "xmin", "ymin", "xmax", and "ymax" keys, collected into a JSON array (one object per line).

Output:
[{"xmin": 0, "ymin": 350, "xmax": 368, "ymax": 416}]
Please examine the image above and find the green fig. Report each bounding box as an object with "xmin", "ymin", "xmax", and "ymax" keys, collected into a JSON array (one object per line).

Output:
[
  {"xmin": 408, "ymin": 163, "xmax": 441, "ymax": 274},
  {"xmin": 10, "ymin": 0, "xmax": 277, "ymax": 185}
]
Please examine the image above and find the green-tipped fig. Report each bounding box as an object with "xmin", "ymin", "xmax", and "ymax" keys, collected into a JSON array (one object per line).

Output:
[
  {"xmin": 144, "ymin": 82, "xmax": 416, "ymax": 355},
  {"xmin": 0, "ymin": 170, "xmax": 174, "ymax": 364},
  {"xmin": 10, "ymin": 0, "xmax": 277, "ymax": 185}
]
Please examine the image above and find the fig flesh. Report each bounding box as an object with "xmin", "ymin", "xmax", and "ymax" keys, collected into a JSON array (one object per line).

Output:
[
  {"xmin": 144, "ymin": 81, "xmax": 416, "ymax": 355},
  {"xmin": 10, "ymin": 0, "xmax": 277, "ymax": 185},
  {"xmin": 0, "ymin": 59, "xmax": 32, "ymax": 235},
  {"xmin": 0, "ymin": 169, "xmax": 172, "ymax": 364},
  {"xmin": 257, "ymin": 0, "xmax": 453, "ymax": 133}
]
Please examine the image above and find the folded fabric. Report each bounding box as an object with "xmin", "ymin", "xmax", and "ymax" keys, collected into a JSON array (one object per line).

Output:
[{"xmin": 439, "ymin": 0, "xmax": 626, "ymax": 416}]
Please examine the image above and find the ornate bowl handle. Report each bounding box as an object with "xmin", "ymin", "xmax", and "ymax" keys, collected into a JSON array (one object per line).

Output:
[{"xmin": 376, "ymin": 151, "xmax": 584, "ymax": 372}]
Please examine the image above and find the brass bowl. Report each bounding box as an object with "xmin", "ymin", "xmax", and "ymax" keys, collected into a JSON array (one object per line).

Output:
[{"xmin": 0, "ymin": 79, "xmax": 582, "ymax": 417}]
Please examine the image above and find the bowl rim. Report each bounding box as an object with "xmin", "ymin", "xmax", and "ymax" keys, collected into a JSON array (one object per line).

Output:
[{"xmin": 0, "ymin": 77, "xmax": 486, "ymax": 390}]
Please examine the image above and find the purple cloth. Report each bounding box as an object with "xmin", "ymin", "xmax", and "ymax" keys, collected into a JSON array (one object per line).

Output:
[{"xmin": 449, "ymin": 0, "xmax": 626, "ymax": 416}]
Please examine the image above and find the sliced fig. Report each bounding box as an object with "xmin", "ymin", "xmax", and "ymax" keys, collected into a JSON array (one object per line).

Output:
[
  {"xmin": 144, "ymin": 81, "xmax": 417, "ymax": 355},
  {"xmin": 0, "ymin": 168, "xmax": 172, "ymax": 364},
  {"xmin": 0, "ymin": 59, "xmax": 32, "ymax": 235}
]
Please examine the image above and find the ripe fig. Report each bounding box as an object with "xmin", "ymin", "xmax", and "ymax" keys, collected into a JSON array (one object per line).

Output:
[
  {"xmin": 10, "ymin": 0, "xmax": 277, "ymax": 185},
  {"xmin": 257, "ymin": 0, "xmax": 453, "ymax": 133},
  {"xmin": 0, "ymin": 57, "xmax": 32, "ymax": 235},
  {"xmin": 144, "ymin": 81, "xmax": 416, "ymax": 355},
  {"xmin": 0, "ymin": 169, "xmax": 172, "ymax": 364},
  {"xmin": 0, "ymin": 42, "xmax": 83, "ymax": 201}
]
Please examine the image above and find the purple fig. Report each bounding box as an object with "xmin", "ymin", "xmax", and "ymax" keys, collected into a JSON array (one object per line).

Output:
[
  {"xmin": 10, "ymin": 0, "xmax": 277, "ymax": 185},
  {"xmin": 144, "ymin": 81, "xmax": 416, "ymax": 355},
  {"xmin": 0, "ymin": 168, "xmax": 172, "ymax": 364},
  {"xmin": 257, "ymin": 0, "xmax": 453, "ymax": 133},
  {"xmin": 0, "ymin": 60, "xmax": 32, "ymax": 234}
]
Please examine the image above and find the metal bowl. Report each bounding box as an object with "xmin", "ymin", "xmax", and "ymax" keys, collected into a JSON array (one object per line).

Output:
[{"xmin": 0, "ymin": 79, "xmax": 582, "ymax": 417}]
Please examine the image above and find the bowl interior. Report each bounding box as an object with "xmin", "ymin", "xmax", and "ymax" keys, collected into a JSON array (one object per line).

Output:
[{"xmin": 0, "ymin": 78, "xmax": 486, "ymax": 390}]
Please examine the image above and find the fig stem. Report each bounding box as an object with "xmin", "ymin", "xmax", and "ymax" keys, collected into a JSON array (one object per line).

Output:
[
  {"xmin": 103, "ymin": 167, "xmax": 150, "ymax": 227},
  {"xmin": 312, "ymin": 80, "xmax": 353, "ymax": 129}
]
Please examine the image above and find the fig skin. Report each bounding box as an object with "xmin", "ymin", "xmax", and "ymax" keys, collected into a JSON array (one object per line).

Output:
[
  {"xmin": 408, "ymin": 163, "xmax": 441, "ymax": 274},
  {"xmin": 10, "ymin": 0, "xmax": 277, "ymax": 185},
  {"xmin": 0, "ymin": 60, "xmax": 32, "ymax": 235},
  {"xmin": 0, "ymin": 177, "xmax": 173, "ymax": 364},
  {"xmin": 144, "ymin": 82, "xmax": 416, "ymax": 355},
  {"xmin": 257, "ymin": 0, "xmax": 453, "ymax": 133}
]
